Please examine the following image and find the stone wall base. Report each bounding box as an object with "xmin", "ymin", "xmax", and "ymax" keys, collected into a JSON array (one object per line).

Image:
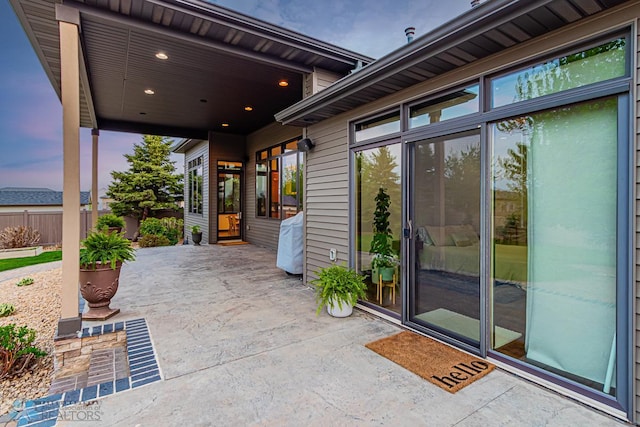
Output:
[{"xmin": 53, "ymin": 331, "xmax": 126, "ymax": 379}]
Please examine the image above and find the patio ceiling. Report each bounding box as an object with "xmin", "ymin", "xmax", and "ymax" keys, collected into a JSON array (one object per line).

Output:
[
  {"xmin": 9, "ymin": 0, "xmax": 373, "ymax": 139},
  {"xmin": 276, "ymin": 0, "xmax": 630, "ymax": 127}
]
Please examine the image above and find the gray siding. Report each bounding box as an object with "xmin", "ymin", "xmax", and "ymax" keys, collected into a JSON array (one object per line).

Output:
[
  {"xmin": 245, "ymin": 123, "xmax": 302, "ymax": 250},
  {"xmin": 305, "ymin": 119, "xmax": 350, "ymax": 278},
  {"xmin": 184, "ymin": 140, "xmax": 209, "ymax": 244},
  {"xmin": 635, "ymin": 26, "xmax": 640, "ymax": 425},
  {"xmin": 207, "ymin": 132, "xmax": 246, "ymax": 243},
  {"xmin": 303, "ymin": 67, "xmax": 344, "ymax": 98}
]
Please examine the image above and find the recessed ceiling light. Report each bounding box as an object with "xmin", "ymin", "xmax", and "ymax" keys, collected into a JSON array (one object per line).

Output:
[
  {"xmin": 244, "ymin": 106, "xmax": 253, "ymax": 111},
  {"xmin": 200, "ymin": 99, "xmax": 208, "ymax": 103},
  {"xmin": 155, "ymin": 52, "xmax": 168, "ymax": 60},
  {"xmin": 278, "ymin": 79, "xmax": 289, "ymax": 87},
  {"xmin": 139, "ymin": 112, "xmax": 147, "ymax": 115},
  {"xmin": 144, "ymin": 89, "xmax": 155, "ymax": 95},
  {"xmin": 221, "ymin": 123, "xmax": 229, "ymax": 127}
]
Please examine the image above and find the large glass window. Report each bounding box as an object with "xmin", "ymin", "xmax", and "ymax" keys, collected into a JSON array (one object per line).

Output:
[
  {"xmin": 256, "ymin": 138, "xmax": 304, "ymax": 219},
  {"xmin": 354, "ymin": 111, "xmax": 400, "ymax": 142},
  {"xmin": 355, "ymin": 144, "xmax": 402, "ymax": 314},
  {"xmin": 409, "ymin": 85, "xmax": 479, "ymax": 128},
  {"xmin": 491, "ymin": 97, "xmax": 618, "ymax": 395},
  {"xmin": 491, "ymin": 38, "xmax": 626, "ymax": 108},
  {"xmin": 188, "ymin": 156, "xmax": 203, "ymax": 214}
]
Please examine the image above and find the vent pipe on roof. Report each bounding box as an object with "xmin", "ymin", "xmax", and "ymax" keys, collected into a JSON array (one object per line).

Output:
[
  {"xmin": 405, "ymin": 27, "xmax": 416, "ymax": 43},
  {"xmin": 471, "ymin": 0, "xmax": 481, "ymax": 7}
]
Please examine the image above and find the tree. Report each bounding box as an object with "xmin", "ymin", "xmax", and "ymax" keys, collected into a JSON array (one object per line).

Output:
[{"xmin": 106, "ymin": 135, "xmax": 183, "ymax": 221}]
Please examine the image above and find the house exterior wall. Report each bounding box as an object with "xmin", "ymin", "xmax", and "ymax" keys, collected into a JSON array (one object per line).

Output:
[
  {"xmin": 304, "ymin": 67, "xmax": 344, "ymax": 98},
  {"xmin": 244, "ymin": 122, "xmax": 302, "ymax": 250},
  {"xmin": 303, "ymin": 4, "xmax": 639, "ymax": 421},
  {"xmin": 207, "ymin": 132, "xmax": 246, "ymax": 243},
  {"xmin": 183, "ymin": 140, "xmax": 209, "ymax": 244}
]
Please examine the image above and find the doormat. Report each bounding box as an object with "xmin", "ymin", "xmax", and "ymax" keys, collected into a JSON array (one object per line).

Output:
[
  {"xmin": 217, "ymin": 241, "xmax": 249, "ymax": 246},
  {"xmin": 365, "ymin": 331, "xmax": 494, "ymax": 393}
]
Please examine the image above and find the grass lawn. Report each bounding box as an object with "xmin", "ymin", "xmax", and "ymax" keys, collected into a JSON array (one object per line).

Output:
[{"xmin": 0, "ymin": 250, "xmax": 62, "ymax": 272}]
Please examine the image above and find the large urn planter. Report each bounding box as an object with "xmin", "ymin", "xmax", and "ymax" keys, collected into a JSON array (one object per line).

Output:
[
  {"xmin": 191, "ymin": 225, "xmax": 203, "ymax": 246},
  {"xmin": 79, "ymin": 229, "xmax": 136, "ymax": 321},
  {"xmin": 80, "ymin": 261, "xmax": 122, "ymax": 321}
]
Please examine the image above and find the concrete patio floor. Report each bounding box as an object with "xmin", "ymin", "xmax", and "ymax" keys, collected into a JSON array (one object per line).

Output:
[{"xmin": 53, "ymin": 243, "xmax": 627, "ymax": 426}]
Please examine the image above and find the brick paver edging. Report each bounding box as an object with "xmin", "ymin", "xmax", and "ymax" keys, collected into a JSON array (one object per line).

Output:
[{"xmin": 15, "ymin": 318, "xmax": 161, "ymax": 427}]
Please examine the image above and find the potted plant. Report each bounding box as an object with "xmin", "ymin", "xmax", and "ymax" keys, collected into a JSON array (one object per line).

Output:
[
  {"xmin": 370, "ymin": 187, "xmax": 398, "ymax": 283},
  {"xmin": 79, "ymin": 229, "xmax": 135, "ymax": 320},
  {"xmin": 96, "ymin": 213, "xmax": 125, "ymax": 234},
  {"xmin": 311, "ymin": 263, "xmax": 367, "ymax": 317},
  {"xmin": 191, "ymin": 225, "xmax": 203, "ymax": 246}
]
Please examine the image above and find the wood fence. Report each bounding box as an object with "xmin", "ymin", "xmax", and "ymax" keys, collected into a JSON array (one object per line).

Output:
[{"xmin": 0, "ymin": 210, "xmax": 131, "ymax": 245}]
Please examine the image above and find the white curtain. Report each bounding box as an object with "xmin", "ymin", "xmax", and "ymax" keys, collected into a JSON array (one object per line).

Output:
[{"xmin": 524, "ymin": 98, "xmax": 617, "ymax": 386}]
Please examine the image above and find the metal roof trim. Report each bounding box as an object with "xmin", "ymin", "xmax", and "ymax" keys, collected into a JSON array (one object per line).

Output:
[{"xmin": 274, "ymin": 0, "xmax": 555, "ymax": 125}]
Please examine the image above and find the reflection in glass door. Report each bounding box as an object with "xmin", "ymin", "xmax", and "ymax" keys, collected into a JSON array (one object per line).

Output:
[
  {"xmin": 217, "ymin": 161, "xmax": 242, "ymax": 240},
  {"xmin": 409, "ymin": 130, "xmax": 481, "ymax": 348}
]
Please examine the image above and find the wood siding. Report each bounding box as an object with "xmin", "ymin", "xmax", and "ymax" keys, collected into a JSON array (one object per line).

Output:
[
  {"xmin": 303, "ymin": 67, "xmax": 344, "ymax": 98},
  {"xmin": 303, "ymin": 4, "xmax": 640, "ymax": 421},
  {"xmin": 184, "ymin": 140, "xmax": 209, "ymax": 244},
  {"xmin": 245, "ymin": 123, "xmax": 301, "ymax": 250}
]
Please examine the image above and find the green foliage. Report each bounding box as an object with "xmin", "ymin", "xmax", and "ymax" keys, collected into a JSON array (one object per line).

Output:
[
  {"xmin": 0, "ymin": 303, "xmax": 15, "ymax": 317},
  {"xmin": 139, "ymin": 217, "xmax": 182, "ymax": 245},
  {"xmin": 138, "ymin": 234, "xmax": 171, "ymax": 248},
  {"xmin": 0, "ymin": 250, "xmax": 62, "ymax": 272},
  {"xmin": 191, "ymin": 225, "xmax": 201, "ymax": 233},
  {"xmin": 106, "ymin": 135, "xmax": 183, "ymax": 221},
  {"xmin": 161, "ymin": 217, "xmax": 183, "ymax": 245},
  {"xmin": 311, "ymin": 263, "xmax": 367, "ymax": 315},
  {"xmin": 370, "ymin": 187, "xmax": 395, "ymax": 270},
  {"xmin": 80, "ymin": 230, "xmax": 136, "ymax": 270},
  {"xmin": 0, "ymin": 226, "xmax": 40, "ymax": 249},
  {"xmin": 0, "ymin": 324, "xmax": 47, "ymax": 379},
  {"xmin": 96, "ymin": 213, "xmax": 125, "ymax": 230},
  {"xmin": 16, "ymin": 277, "xmax": 34, "ymax": 287},
  {"xmin": 139, "ymin": 218, "xmax": 166, "ymax": 237}
]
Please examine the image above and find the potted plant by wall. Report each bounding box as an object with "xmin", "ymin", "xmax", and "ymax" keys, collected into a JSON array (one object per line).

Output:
[
  {"xmin": 96, "ymin": 213, "xmax": 125, "ymax": 234},
  {"xmin": 79, "ymin": 230, "xmax": 136, "ymax": 320},
  {"xmin": 370, "ymin": 187, "xmax": 398, "ymax": 283},
  {"xmin": 191, "ymin": 225, "xmax": 203, "ymax": 246},
  {"xmin": 311, "ymin": 263, "xmax": 367, "ymax": 317}
]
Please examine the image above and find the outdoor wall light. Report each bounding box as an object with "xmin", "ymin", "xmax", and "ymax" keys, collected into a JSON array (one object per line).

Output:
[
  {"xmin": 297, "ymin": 138, "xmax": 314, "ymax": 152},
  {"xmin": 155, "ymin": 52, "xmax": 168, "ymax": 60}
]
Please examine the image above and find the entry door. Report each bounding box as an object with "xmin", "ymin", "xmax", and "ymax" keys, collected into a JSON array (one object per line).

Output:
[
  {"xmin": 407, "ymin": 129, "xmax": 481, "ymax": 349},
  {"xmin": 217, "ymin": 171, "xmax": 241, "ymax": 240}
]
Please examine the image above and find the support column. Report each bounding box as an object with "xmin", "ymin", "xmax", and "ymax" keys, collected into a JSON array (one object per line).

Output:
[
  {"xmin": 91, "ymin": 129, "xmax": 99, "ymax": 230},
  {"xmin": 56, "ymin": 4, "xmax": 81, "ymax": 339}
]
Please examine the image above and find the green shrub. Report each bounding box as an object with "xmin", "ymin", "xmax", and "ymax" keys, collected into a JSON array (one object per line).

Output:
[
  {"xmin": 0, "ymin": 303, "xmax": 15, "ymax": 317},
  {"xmin": 161, "ymin": 217, "xmax": 183, "ymax": 245},
  {"xmin": 138, "ymin": 234, "xmax": 171, "ymax": 248},
  {"xmin": 0, "ymin": 226, "xmax": 40, "ymax": 249},
  {"xmin": 138, "ymin": 218, "xmax": 166, "ymax": 237},
  {"xmin": 96, "ymin": 213, "xmax": 125, "ymax": 230},
  {"xmin": 0, "ymin": 324, "xmax": 47, "ymax": 379},
  {"xmin": 16, "ymin": 277, "xmax": 34, "ymax": 287}
]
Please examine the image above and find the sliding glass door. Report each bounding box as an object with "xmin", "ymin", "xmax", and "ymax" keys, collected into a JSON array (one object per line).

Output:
[{"xmin": 408, "ymin": 130, "xmax": 481, "ymax": 349}]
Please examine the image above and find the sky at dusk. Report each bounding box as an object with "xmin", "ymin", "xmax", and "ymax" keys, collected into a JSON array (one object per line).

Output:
[{"xmin": 0, "ymin": 0, "xmax": 474, "ymax": 195}]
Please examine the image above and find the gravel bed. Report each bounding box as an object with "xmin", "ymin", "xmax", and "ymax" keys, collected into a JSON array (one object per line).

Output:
[{"xmin": 0, "ymin": 266, "xmax": 61, "ymax": 416}]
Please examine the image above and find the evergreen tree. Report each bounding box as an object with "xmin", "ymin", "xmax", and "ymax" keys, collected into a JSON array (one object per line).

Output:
[{"xmin": 106, "ymin": 135, "xmax": 183, "ymax": 221}]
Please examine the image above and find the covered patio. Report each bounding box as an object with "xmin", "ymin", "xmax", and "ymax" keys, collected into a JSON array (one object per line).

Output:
[{"xmin": 25, "ymin": 244, "xmax": 625, "ymax": 426}]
